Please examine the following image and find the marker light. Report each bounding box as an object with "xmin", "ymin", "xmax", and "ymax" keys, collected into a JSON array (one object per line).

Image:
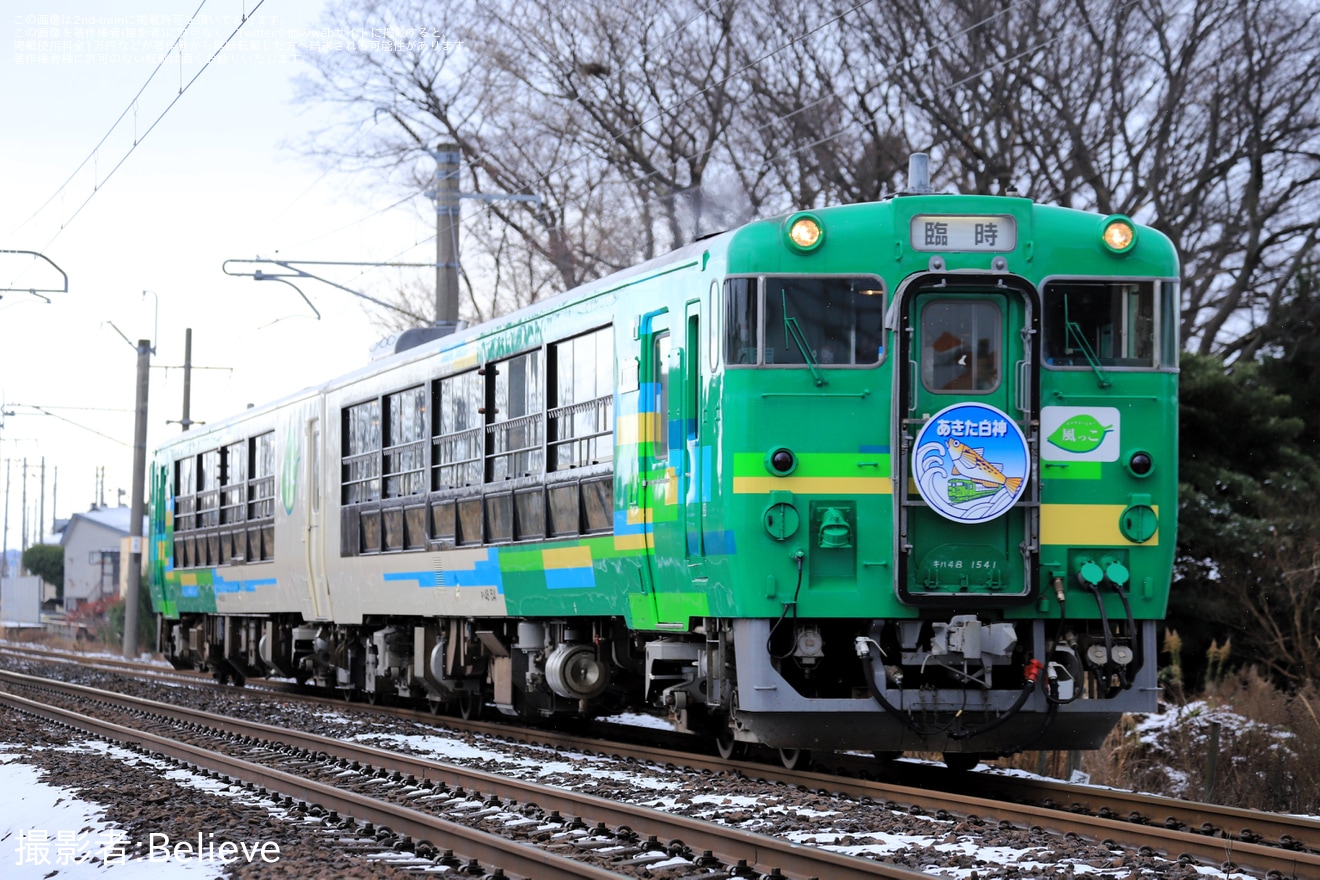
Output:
[
  {"xmin": 785, "ymin": 213, "xmax": 824, "ymax": 252},
  {"xmin": 1100, "ymin": 216, "xmax": 1137, "ymax": 254},
  {"xmin": 767, "ymin": 447, "xmax": 797, "ymax": 475},
  {"xmin": 1127, "ymin": 450, "xmax": 1154, "ymax": 477}
]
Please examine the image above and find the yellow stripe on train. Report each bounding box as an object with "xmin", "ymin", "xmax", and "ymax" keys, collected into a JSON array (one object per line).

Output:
[
  {"xmin": 1040, "ymin": 504, "xmax": 1160, "ymax": 546},
  {"xmin": 733, "ymin": 476, "xmax": 893, "ymax": 494}
]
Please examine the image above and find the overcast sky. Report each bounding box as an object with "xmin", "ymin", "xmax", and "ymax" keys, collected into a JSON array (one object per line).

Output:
[{"xmin": 2, "ymin": 0, "xmax": 443, "ymax": 555}]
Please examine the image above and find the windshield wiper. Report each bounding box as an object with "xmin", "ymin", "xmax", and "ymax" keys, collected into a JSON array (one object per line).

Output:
[
  {"xmin": 781, "ymin": 289, "xmax": 827, "ymax": 387},
  {"xmin": 1064, "ymin": 296, "xmax": 1111, "ymax": 389}
]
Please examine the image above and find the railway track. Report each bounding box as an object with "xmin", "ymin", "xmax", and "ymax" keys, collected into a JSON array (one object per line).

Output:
[
  {"xmin": 0, "ymin": 667, "xmax": 930, "ymax": 880},
  {"xmin": 4, "ymin": 643, "xmax": 1318, "ymax": 878}
]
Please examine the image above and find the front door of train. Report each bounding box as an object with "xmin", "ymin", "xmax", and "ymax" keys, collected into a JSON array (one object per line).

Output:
[{"xmin": 895, "ymin": 277, "xmax": 1040, "ymax": 606}]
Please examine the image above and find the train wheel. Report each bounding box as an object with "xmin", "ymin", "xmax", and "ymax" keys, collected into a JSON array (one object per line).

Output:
[
  {"xmin": 777, "ymin": 748, "xmax": 811, "ymax": 771},
  {"xmin": 715, "ymin": 731, "xmax": 745, "ymax": 761},
  {"xmin": 425, "ymin": 698, "xmax": 445, "ymax": 715},
  {"xmin": 943, "ymin": 753, "xmax": 981, "ymax": 771},
  {"xmin": 457, "ymin": 692, "xmax": 484, "ymax": 720}
]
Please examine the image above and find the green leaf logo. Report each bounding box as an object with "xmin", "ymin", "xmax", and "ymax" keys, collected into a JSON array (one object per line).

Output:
[{"xmin": 1047, "ymin": 414, "xmax": 1111, "ymax": 453}]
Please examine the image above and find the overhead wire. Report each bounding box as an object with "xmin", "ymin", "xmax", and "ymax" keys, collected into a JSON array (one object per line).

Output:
[
  {"xmin": 7, "ymin": 0, "xmax": 213, "ymax": 240},
  {"xmin": 20, "ymin": 0, "xmax": 272, "ymax": 257}
]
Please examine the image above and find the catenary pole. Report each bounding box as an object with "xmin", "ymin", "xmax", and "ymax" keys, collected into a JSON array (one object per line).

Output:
[
  {"xmin": 123, "ymin": 338, "xmax": 150, "ymax": 657},
  {"xmin": 181, "ymin": 328, "xmax": 192, "ymax": 431},
  {"xmin": 433, "ymin": 143, "xmax": 461, "ymax": 329}
]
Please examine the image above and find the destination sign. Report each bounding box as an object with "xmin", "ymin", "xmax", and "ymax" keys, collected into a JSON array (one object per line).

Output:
[{"xmin": 910, "ymin": 214, "xmax": 1017, "ymax": 252}]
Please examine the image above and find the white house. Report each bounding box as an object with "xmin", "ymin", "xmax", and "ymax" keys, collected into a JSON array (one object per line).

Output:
[{"xmin": 61, "ymin": 506, "xmax": 139, "ymax": 611}]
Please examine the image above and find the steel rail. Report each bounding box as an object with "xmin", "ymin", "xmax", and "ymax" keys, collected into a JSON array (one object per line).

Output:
[
  {"xmin": 7, "ymin": 648, "xmax": 1317, "ymax": 875},
  {"xmin": 0, "ymin": 688, "xmax": 622, "ymax": 880},
  {"xmin": 0, "ymin": 669, "xmax": 931, "ymax": 880}
]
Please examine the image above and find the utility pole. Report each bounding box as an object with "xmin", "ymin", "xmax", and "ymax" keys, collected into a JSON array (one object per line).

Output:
[
  {"xmin": 38, "ymin": 456, "xmax": 45, "ymax": 543},
  {"xmin": 181, "ymin": 328, "xmax": 192, "ymax": 431},
  {"xmin": 2, "ymin": 459, "xmax": 9, "ymax": 579},
  {"xmin": 123, "ymin": 338, "xmax": 150, "ymax": 658},
  {"xmin": 20, "ymin": 457, "xmax": 27, "ymax": 556},
  {"xmin": 431, "ymin": 143, "xmax": 461, "ymax": 331}
]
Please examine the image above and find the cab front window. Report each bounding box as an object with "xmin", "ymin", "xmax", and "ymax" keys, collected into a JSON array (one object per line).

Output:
[
  {"xmin": 724, "ymin": 275, "xmax": 886, "ymax": 367},
  {"xmin": 1043, "ymin": 280, "xmax": 1156, "ymax": 368}
]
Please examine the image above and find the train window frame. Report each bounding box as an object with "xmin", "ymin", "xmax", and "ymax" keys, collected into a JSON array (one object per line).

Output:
[
  {"xmin": 220, "ymin": 439, "xmax": 247, "ymax": 529},
  {"xmin": 1160, "ymin": 280, "xmax": 1180, "ymax": 369},
  {"xmin": 1040, "ymin": 276, "xmax": 1167, "ymax": 370},
  {"xmin": 488, "ymin": 349, "xmax": 546, "ymax": 482},
  {"xmin": 383, "ymin": 385, "xmax": 428, "ymax": 499},
  {"xmin": 548, "ymin": 326, "xmax": 614, "ymax": 472},
  {"xmin": 342, "ymin": 398, "xmax": 383, "ymax": 504},
  {"xmin": 248, "ymin": 432, "xmax": 276, "ymax": 561},
  {"xmin": 433, "ymin": 370, "xmax": 484, "ymax": 491},
  {"xmin": 168, "ymin": 429, "xmax": 277, "ymax": 569},
  {"xmin": 708, "ymin": 280, "xmax": 720, "ymax": 370},
  {"xmin": 198, "ymin": 448, "xmax": 221, "ymax": 530},
  {"xmin": 918, "ymin": 297, "xmax": 1003, "ymax": 394},
  {"xmin": 724, "ymin": 274, "xmax": 888, "ymax": 369}
]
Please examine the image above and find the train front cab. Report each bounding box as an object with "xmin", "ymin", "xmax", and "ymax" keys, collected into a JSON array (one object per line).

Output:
[{"xmin": 723, "ymin": 215, "xmax": 1177, "ymax": 759}]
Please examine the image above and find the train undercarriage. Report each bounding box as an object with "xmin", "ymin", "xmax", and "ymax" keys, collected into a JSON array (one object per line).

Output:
[{"xmin": 160, "ymin": 610, "xmax": 1156, "ymax": 766}]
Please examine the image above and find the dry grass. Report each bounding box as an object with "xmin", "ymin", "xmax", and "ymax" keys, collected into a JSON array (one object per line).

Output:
[{"xmin": 1004, "ymin": 669, "xmax": 1320, "ymax": 813}]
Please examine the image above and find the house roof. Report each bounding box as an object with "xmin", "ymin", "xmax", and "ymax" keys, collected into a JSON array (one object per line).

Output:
[{"xmin": 64, "ymin": 506, "xmax": 136, "ymax": 538}]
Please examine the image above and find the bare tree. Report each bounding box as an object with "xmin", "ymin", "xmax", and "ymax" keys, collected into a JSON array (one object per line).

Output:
[
  {"xmin": 827, "ymin": 0, "xmax": 1320, "ymax": 354},
  {"xmin": 296, "ymin": 0, "xmax": 1320, "ymax": 353}
]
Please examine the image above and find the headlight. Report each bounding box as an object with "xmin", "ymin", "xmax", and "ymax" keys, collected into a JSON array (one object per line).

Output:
[
  {"xmin": 784, "ymin": 213, "xmax": 824, "ymax": 252},
  {"xmin": 1100, "ymin": 215, "xmax": 1137, "ymax": 254}
]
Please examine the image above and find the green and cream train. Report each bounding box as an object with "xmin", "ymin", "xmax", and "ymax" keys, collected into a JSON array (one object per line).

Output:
[{"xmin": 150, "ymin": 160, "xmax": 1179, "ymax": 765}]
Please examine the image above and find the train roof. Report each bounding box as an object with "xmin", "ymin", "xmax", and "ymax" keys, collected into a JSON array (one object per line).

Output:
[{"xmin": 154, "ymin": 192, "xmax": 1177, "ymax": 454}]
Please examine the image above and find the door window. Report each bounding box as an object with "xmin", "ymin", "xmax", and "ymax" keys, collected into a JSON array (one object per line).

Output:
[{"xmin": 920, "ymin": 300, "xmax": 1001, "ymax": 392}]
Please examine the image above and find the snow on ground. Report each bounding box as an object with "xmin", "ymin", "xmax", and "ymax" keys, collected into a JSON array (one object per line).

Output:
[
  {"xmin": 0, "ymin": 746, "xmax": 223, "ymax": 879},
  {"xmin": 0, "ymin": 738, "xmax": 312, "ymax": 879},
  {"xmin": 351, "ymin": 724, "xmax": 1260, "ymax": 880}
]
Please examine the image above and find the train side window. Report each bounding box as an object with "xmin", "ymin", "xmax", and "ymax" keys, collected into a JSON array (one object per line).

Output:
[
  {"xmin": 383, "ymin": 507, "xmax": 405, "ymax": 551},
  {"xmin": 653, "ymin": 332, "xmax": 670, "ymax": 460},
  {"xmin": 1161, "ymin": 281, "xmax": 1180, "ymax": 368},
  {"xmin": 384, "ymin": 385, "xmax": 427, "ymax": 498},
  {"xmin": 920, "ymin": 299, "xmax": 1001, "ymax": 392},
  {"xmin": 549, "ymin": 327, "xmax": 614, "ymax": 471},
  {"xmin": 430, "ymin": 499, "xmax": 456, "ymax": 545},
  {"xmin": 359, "ymin": 508, "xmax": 382, "ymax": 553},
  {"xmin": 221, "ymin": 440, "xmax": 246, "ymax": 526},
  {"xmin": 489, "ymin": 351, "xmax": 545, "ymax": 481},
  {"xmin": 1042, "ymin": 280, "xmax": 1156, "ymax": 368},
  {"xmin": 486, "ymin": 493, "xmax": 514, "ymax": 542},
  {"xmin": 547, "ymin": 483, "xmax": 580, "ymax": 536},
  {"xmin": 249, "ymin": 432, "xmax": 276, "ymax": 561},
  {"xmin": 404, "ymin": 504, "xmax": 427, "ymax": 550},
  {"xmin": 342, "ymin": 400, "xmax": 382, "ymax": 503},
  {"xmin": 198, "ymin": 449, "xmax": 220, "ymax": 529},
  {"xmin": 221, "ymin": 440, "xmax": 246, "ymax": 564},
  {"xmin": 434, "ymin": 371, "xmax": 483, "ymax": 489},
  {"xmin": 581, "ymin": 476, "xmax": 613, "ymax": 533},
  {"xmin": 174, "ymin": 457, "xmax": 196, "ymax": 567},
  {"xmin": 708, "ymin": 280, "xmax": 720, "ymax": 370},
  {"xmin": 723, "ymin": 277, "xmax": 757, "ymax": 365},
  {"xmin": 514, "ymin": 488, "xmax": 545, "ymax": 539},
  {"xmin": 456, "ymin": 497, "xmax": 483, "ymax": 545}
]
